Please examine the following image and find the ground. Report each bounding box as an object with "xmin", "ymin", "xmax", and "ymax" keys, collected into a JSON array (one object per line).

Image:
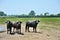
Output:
[{"xmin": 0, "ymin": 24, "xmax": 60, "ymax": 40}]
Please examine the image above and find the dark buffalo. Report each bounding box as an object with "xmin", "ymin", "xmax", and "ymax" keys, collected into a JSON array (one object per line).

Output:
[
  {"xmin": 6, "ymin": 20, "xmax": 13, "ymax": 34},
  {"xmin": 25, "ymin": 20, "xmax": 40, "ymax": 32},
  {"xmin": 13, "ymin": 21, "xmax": 22, "ymax": 33}
]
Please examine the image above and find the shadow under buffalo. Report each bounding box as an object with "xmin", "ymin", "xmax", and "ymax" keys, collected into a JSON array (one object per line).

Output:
[
  {"xmin": 10, "ymin": 33, "xmax": 15, "ymax": 35},
  {"xmin": 17, "ymin": 32, "xmax": 24, "ymax": 35},
  {"xmin": 27, "ymin": 31, "xmax": 43, "ymax": 34},
  {"xmin": 10, "ymin": 32, "xmax": 24, "ymax": 35}
]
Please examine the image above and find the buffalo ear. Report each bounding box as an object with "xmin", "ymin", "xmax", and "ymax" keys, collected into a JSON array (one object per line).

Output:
[
  {"xmin": 20, "ymin": 22, "xmax": 22, "ymax": 23},
  {"xmin": 16, "ymin": 22, "xmax": 19, "ymax": 24},
  {"xmin": 38, "ymin": 20, "xmax": 40, "ymax": 22}
]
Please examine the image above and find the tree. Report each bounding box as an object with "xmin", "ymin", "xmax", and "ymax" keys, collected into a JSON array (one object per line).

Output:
[
  {"xmin": 44, "ymin": 12, "xmax": 49, "ymax": 16},
  {"xmin": 50, "ymin": 14, "xmax": 55, "ymax": 16},
  {"xmin": 20, "ymin": 14, "xmax": 27, "ymax": 16},
  {"xmin": 29, "ymin": 10, "xmax": 36, "ymax": 16},
  {"xmin": 0, "ymin": 11, "xmax": 7, "ymax": 16},
  {"xmin": 40, "ymin": 14, "xmax": 43, "ymax": 16},
  {"xmin": 57, "ymin": 13, "xmax": 60, "ymax": 16}
]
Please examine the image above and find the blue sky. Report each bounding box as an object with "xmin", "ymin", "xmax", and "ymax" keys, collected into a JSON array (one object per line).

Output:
[{"xmin": 0, "ymin": 0, "xmax": 60, "ymax": 15}]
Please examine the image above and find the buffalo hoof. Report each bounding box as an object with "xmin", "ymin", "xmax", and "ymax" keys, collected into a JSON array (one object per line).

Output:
[
  {"xmin": 10, "ymin": 33, "xmax": 15, "ymax": 35},
  {"xmin": 18, "ymin": 33, "xmax": 24, "ymax": 35},
  {"xmin": 28, "ymin": 31, "xmax": 30, "ymax": 32}
]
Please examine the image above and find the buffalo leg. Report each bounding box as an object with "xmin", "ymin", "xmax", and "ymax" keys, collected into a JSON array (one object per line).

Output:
[
  {"xmin": 25, "ymin": 25, "xmax": 27, "ymax": 32},
  {"xmin": 28, "ymin": 26, "xmax": 30, "ymax": 32},
  {"xmin": 35, "ymin": 27, "xmax": 37, "ymax": 32},
  {"xmin": 7, "ymin": 28, "xmax": 8, "ymax": 34},
  {"xmin": 7, "ymin": 27, "xmax": 9, "ymax": 34},
  {"xmin": 13, "ymin": 28, "xmax": 15, "ymax": 33},
  {"xmin": 20, "ymin": 28, "xmax": 21, "ymax": 33},
  {"xmin": 10, "ymin": 28, "xmax": 12, "ymax": 34}
]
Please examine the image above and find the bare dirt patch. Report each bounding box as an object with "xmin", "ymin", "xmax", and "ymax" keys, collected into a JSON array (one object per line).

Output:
[{"xmin": 0, "ymin": 24, "xmax": 60, "ymax": 40}]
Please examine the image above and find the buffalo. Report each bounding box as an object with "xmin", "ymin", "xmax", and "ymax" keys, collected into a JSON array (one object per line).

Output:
[
  {"xmin": 25, "ymin": 20, "xmax": 40, "ymax": 32},
  {"xmin": 13, "ymin": 21, "xmax": 22, "ymax": 33},
  {"xmin": 6, "ymin": 20, "xmax": 22, "ymax": 34},
  {"xmin": 6, "ymin": 20, "xmax": 13, "ymax": 34}
]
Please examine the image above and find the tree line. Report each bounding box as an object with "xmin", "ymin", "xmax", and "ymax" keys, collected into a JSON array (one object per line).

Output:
[{"xmin": 0, "ymin": 10, "xmax": 60, "ymax": 17}]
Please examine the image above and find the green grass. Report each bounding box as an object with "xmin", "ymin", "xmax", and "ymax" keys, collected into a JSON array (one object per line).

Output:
[{"xmin": 0, "ymin": 17, "xmax": 60, "ymax": 30}]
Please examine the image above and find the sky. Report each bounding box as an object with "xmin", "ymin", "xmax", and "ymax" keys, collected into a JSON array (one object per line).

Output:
[{"xmin": 0, "ymin": 0, "xmax": 60, "ymax": 15}]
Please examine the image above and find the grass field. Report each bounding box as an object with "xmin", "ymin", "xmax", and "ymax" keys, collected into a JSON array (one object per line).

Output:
[
  {"xmin": 0, "ymin": 17, "xmax": 60, "ymax": 40},
  {"xmin": 0, "ymin": 17, "xmax": 60, "ymax": 30}
]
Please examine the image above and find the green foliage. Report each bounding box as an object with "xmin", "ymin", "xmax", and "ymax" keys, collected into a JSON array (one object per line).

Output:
[
  {"xmin": 40, "ymin": 14, "xmax": 43, "ymax": 16},
  {"xmin": 44, "ymin": 12, "xmax": 49, "ymax": 16},
  {"xmin": 57, "ymin": 13, "xmax": 60, "ymax": 16},
  {"xmin": 29, "ymin": 10, "xmax": 35, "ymax": 16},
  {"xmin": 0, "ymin": 17, "xmax": 7, "ymax": 24},
  {"xmin": 0, "ymin": 17, "xmax": 60, "ymax": 30},
  {"xmin": 0, "ymin": 11, "xmax": 7, "ymax": 16},
  {"xmin": 39, "ymin": 18, "xmax": 60, "ymax": 30}
]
